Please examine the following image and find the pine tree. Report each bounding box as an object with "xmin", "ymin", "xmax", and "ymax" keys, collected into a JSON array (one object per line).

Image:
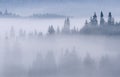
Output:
[
  {"xmin": 44, "ymin": 51, "xmax": 57, "ymax": 76},
  {"xmin": 71, "ymin": 26, "xmax": 77, "ymax": 34},
  {"xmin": 28, "ymin": 53, "xmax": 44, "ymax": 77},
  {"xmin": 100, "ymin": 11, "xmax": 105, "ymax": 26},
  {"xmin": 62, "ymin": 17, "xmax": 70, "ymax": 34},
  {"xmin": 10, "ymin": 26, "xmax": 15, "ymax": 38},
  {"xmin": 90, "ymin": 12, "xmax": 98, "ymax": 26},
  {"xmin": 83, "ymin": 53, "xmax": 96, "ymax": 77},
  {"xmin": 92, "ymin": 12, "xmax": 98, "ymax": 26},
  {"xmin": 108, "ymin": 12, "xmax": 114, "ymax": 25},
  {"xmin": 59, "ymin": 49, "xmax": 81, "ymax": 76},
  {"xmin": 99, "ymin": 55, "xmax": 112, "ymax": 77},
  {"xmin": 48, "ymin": 25, "xmax": 55, "ymax": 35}
]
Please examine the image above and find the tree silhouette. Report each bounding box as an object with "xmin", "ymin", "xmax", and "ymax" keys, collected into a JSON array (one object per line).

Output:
[
  {"xmin": 3, "ymin": 39, "xmax": 25, "ymax": 77},
  {"xmin": 28, "ymin": 53, "xmax": 44, "ymax": 77},
  {"xmin": 108, "ymin": 12, "xmax": 114, "ymax": 25},
  {"xmin": 99, "ymin": 55, "xmax": 113, "ymax": 77},
  {"xmin": 62, "ymin": 17, "xmax": 70, "ymax": 34},
  {"xmin": 91, "ymin": 12, "xmax": 98, "ymax": 26},
  {"xmin": 100, "ymin": 11, "xmax": 105, "ymax": 26},
  {"xmin": 83, "ymin": 53, "xmax": 96, "ymax": 77},
  {"xmin": 48, "ymin": 25, "xmax": 55, "ymax": 35},
  {"xmin": 43, "ymin": 51, "xmax": 57, "ymax": 77},
  {"xmin": 59, "ymin": 49, "xmax": 81, "ymax": 77},
  {"xmin": 10, "ymin": 26, "xmax": 15, "ymax": 38}
]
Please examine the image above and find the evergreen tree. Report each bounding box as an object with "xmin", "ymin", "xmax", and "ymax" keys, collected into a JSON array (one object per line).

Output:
[
  {"xmin": 90, "ymin": 12, "xmax": 98, "ymax": 26},
  {"xmin": 99, "ymin": 55, "xmax": 112, "ymax": 77},
  {"xmin": 90, "ymin": 17, "xmax": 93, "ymax": 24},
  {"xmin": 92, "ymin": 12, "xmax": 98, "ymax": 26},
  {"xmin": 108, "ymin": 12, "xmax": 114, "ymax": 25},
  {"xmin": 10, "ymin": 26, "xmax": 15, "ymax": 38},
  {"xmin": 28, "ymin": 53, "xmax": 44, "ymax": 77},
  {"xmin": 100, "ymin": 11, "xmax": 105, "ymax": 26},
  {"xmin": 71, "ymin": 26, "xmax": 77, "ymax": 34},
  {"xmin": 83, "ymin": 53, "xmax": 96, "ymax": 77},
  {"xmin": 62, "ymin": 17, "xmax": 70, "ymax": 34},
  {"xmin": 59, "ymin": 49, "xmax": 81, "ymax": 76},
  {"xmin": 48, "ymin": 25, "xmax": 55, "ymax": 35},
  {"xmin": 44, "ymin": 51, "xmax": 57, "ymax": 77}
]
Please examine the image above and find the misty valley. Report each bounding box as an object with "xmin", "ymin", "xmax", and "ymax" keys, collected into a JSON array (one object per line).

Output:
[
  {"xmin": 0, "ymin": 0, "xmax": 120, "ymax": 77},
  {"xmin": 0, "ymin": 12, "xmax": 120, "ymax": 77},
  {"xmin": 0, "ymin": 34, "xmax": 120, "ymax": 77}
]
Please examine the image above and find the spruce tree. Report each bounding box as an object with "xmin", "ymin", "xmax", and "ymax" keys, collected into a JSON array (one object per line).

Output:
[
  {"xmin": 100, "ymin": 11, "xmax": 105, "ymax": 26},
  {"xmin": 48, "ymin": 25, "xmax": 55, "ymax": 35},
  {"xmin": 91, "ymin": 12, "xmax": 98, "ymax": 26},
  {"xmin": 108, "ymin": 12, "xmax": 114, "ymax": 25}
]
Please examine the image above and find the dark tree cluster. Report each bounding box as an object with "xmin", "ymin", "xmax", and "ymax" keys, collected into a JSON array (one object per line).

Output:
[
  {"xmin": 80, "ymin": 12, "xmax": 120, "ymax": 35},
  {"xmin": 88, "ymin": 11, "xmax": 115, "ymax": 26}
]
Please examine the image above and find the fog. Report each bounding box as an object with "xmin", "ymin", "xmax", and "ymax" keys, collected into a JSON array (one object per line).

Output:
[
  {"xmin": 0, "ymin": 18, "xmax": 119, "ymax": 77},
  {"xmin": 0, "ymin": 0, "xmax": 120, "ymax": 76},
  {"xmin": 0, "ymin": 18, "xmax": 85, "ymax": 36}
]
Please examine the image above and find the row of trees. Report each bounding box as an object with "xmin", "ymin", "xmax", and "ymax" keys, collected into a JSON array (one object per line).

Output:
[
  {"xmin": 85, "ymin": 12, "xmax": 115, "ymax": 26},
  {"xmin": 47, "ymin": 12, "xmax": 120, "ymax": 35},
  {"xmin": 4, "ymin": 20, "xmax": 78, "ymax": 39},
  {"xmin": 0, "ymin": 9, "xmax": 19, "ymax": 17},
  {"xmin": 5, "ymin": 26, "xmax": 43, "ymax": 39},
  {"xmin": 81, "ymin": 12, "xmax": 120, "ymax": 35},
  {"xmin": 3, "ymin": 12, "xmax": 120, "ymax": 38}
]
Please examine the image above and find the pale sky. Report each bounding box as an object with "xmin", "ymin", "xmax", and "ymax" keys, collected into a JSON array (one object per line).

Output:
[{"xmin": 0, "ymin": 0, "xmax": 120, "ymax": 17}]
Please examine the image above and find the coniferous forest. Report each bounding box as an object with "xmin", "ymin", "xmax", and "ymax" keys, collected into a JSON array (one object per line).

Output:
[{"xmin": 0, "ymin": 0, "xmax": 120, "ymax": 77}]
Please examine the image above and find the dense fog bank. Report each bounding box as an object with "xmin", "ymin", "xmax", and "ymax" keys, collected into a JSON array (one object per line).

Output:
[{"xmin": 0, "ymin": 35, "xmax": 120, "ymax": 77}]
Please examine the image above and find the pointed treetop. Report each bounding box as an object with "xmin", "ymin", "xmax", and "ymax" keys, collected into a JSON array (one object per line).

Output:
[
  {"xmin": 93, "ymin": 12, "xmax": 97, "ymax": 18},
  {"xmin": 108, "ymin": 12, "xmax": 112, "ymax": 18},
  {"xmin": 100, "ymin": 11, "xmax": 104, "ymax": 18}
]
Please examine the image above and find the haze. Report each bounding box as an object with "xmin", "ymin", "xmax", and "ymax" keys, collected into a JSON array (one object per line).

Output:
[{"xmin": 0, "ymin": 0, "xmax": 120, "ymax": 17}]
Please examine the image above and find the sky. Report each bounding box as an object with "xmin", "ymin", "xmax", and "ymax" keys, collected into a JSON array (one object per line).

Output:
[{"xmin": 0, "ymin": 0, "xmax": 120, "ymax": 17}]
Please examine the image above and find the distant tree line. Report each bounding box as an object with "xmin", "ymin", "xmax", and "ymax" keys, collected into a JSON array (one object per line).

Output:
[
  {"xmin": 0, "ymin": 9, "xmax": 20, "ymax": 17},
  {"xmin": 85, "ymin": 11, "xmax": 115, "ymax": 26},
  {"xmin": 81, "ymin": 12, "xmax": 120, "ymax": 35}
]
